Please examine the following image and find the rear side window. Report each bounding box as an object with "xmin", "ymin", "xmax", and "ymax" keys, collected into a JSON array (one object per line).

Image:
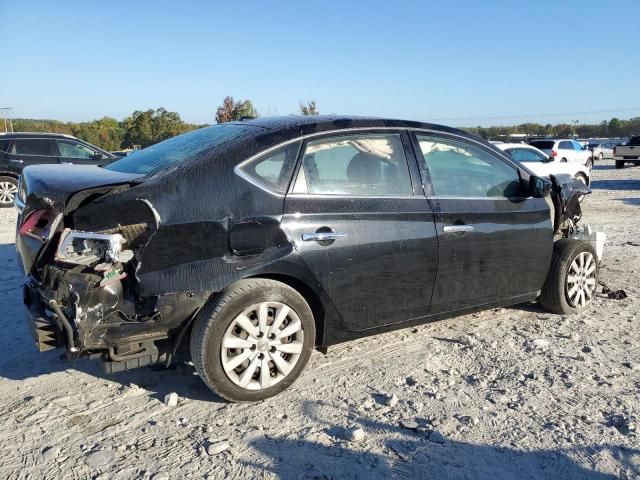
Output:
[
  {"xmin": 56, "ymin": 140, "xmax": 96, "ymax": 159},
  {"xmin": 628, "ymin": 136, "xmax": 640, "ymax": 146},
  {"xmin": 558, "ymin": 141, "xmax": 573, "ymax": 149},
  {"xmin": 508, "ymin": 148, "xmax": 547, "ymax": 163},
  {"xmin": 295, "ymin": 133, "xmax": 413, "ymax": 196},
  {"xmin": 12, "ymin": 139, "xmax": 54, "ymax": 156},
  {"xmin": 417, "ymin": 135, "xmax": 522, "ymax": 198},
  {"xmin": 0, "ymin": 139, "xmax": 9, "ymax": 152},
  {"xmin": 529, "ymin": 140, "xmax": 554, "ymax": 150},
  {"xmin": 239, "ymin": 141, "xmax": 301, "ymax": 194}
]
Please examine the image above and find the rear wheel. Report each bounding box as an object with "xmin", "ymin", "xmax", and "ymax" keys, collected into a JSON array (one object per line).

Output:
[
  {"xmin": 585, "ymin": 158, "xmax": 593, "ymax": 169},
  {"xmin": 539, "ymin": 240, "xmax": 598, "ymax": 315},
  {"xmin": 0, "ymin": 176, "xmax": 18, "ymax": 207},
  {"xmin": 615, "ymin": 160, "xmax": 624, "ymax": 169},
  {"xmin": 190, "ymin": 279, "xmax": 315, "ymax": 402},
  {"xmin": 598, "ymin": 152, "xmax": 604, "ymax": 161},
  {"xmin": 633, "ymin": 161, "xmax": 640, "ymax": 167}
]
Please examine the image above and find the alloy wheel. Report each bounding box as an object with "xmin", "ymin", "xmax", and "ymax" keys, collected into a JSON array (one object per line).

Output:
[
  {"xmin": 0, "ymin": 181, "xmax": 17, "ymax": 205},
  {"xmin": 566, "ymin": 251, "xmax": 597, "ymax": 308},
  {"xmin": 221, "ymin": 301, "xmax": 304, "ymax": 390}
]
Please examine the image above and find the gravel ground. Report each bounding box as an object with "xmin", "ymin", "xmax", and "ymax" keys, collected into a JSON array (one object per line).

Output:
[{"xmin": 0, "ymin": 160, "xmax": 639, "ymax": 480}]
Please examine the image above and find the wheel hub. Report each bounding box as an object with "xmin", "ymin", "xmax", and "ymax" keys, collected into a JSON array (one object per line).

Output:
[
  {"xmin": 566, "ymin": 251, "xmax": 596, "ymax": 308},
  {"xmin": 220, "ymin": 301, "xmax": 304, "ymax": 391}
]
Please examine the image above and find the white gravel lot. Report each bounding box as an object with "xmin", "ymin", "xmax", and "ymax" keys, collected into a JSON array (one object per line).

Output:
[{"xmin": 0, "ymin": 160, "xmax": 639, "ymax": 480}]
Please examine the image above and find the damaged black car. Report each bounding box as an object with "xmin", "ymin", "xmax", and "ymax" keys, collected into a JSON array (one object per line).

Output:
[{"xmin": 15, "ymin": 116, "xmax": 605, "ymax": 402}]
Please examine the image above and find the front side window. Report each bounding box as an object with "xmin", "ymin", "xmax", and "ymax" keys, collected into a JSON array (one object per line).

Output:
[
  {"xmin": 239, "ymin": 141, "xmax": 301, "ymax": 194},
  {"xmin": 508, "ymin": 147, "xmax": 547, "ymax": 163},
  {"xmin": 0, "ymin": 139, "xmax": 9, "ymax": 152},
  {"xmin": 56, "ymin": 140, "xmax": 96, "ymax": 159},
  {"xmin": 295, "ymin": 133, "xmax": 413, "ymax": 196},
  {"xmin": 572, "ymin": 141, "xmax": 584, "ymax": 151},
  {"xmin": 12, "ymin": 139, "xmax": 54, "ymax": 156},
  {"xmin": 417, "ymin": 135, "xmax": 522, "ymax": 198}
]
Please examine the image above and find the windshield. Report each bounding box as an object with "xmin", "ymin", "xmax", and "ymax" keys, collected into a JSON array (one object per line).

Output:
[{"xmin": 105, "ymin": 124, "xmax": 250, "ymax": 175}]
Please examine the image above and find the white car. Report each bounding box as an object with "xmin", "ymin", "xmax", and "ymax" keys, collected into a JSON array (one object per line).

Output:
[
  {"xmin": 588, "ymin": 142, "xmax": 615, "ymax": 160},
  {"xmin": 496, "ymin": 143, "xmax": 590, "ymax": 186},
  {"xmin": 528, "ymin": 139, "xmax": 593, "ymax": 168}
]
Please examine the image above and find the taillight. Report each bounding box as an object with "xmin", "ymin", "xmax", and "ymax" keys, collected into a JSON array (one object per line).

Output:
[
  {"xmin": 551, "ymin": 150, "xmax": 558, "ymax": 158},
  {"xmin": 19, "ymin": 209, "xmax": 60, "ymax": 242}
]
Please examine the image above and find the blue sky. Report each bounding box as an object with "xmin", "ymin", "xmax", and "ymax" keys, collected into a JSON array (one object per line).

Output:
[{"xmin": 1, "ymin": 0, "xmax": 638, "ymax": 126}]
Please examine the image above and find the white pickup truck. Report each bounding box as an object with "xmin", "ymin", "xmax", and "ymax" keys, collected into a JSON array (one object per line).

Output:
[{"xmin": 614, "ymin": 135, "xmax": 640, "ymax": 169}]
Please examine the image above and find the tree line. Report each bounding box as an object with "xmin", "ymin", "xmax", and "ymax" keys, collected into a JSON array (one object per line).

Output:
[
  {"xmin": 466, "ymin": 117, "xmax": 640, "ymax": 140},
  {"xmin": 10, "ymin": 98, "xmax": 638, "ymax": 151}
]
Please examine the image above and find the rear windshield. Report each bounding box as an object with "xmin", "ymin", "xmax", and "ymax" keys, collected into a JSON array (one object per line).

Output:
[
  {"xmin": 628, "ymin": 136, "xmax": 640, "ymax": 146},
  {"xmin": 529, "ymin": 140, "xmax": 555, "ymax": 150},
  {"xmin": 105, "ymin": 124, "xmax": 250, "ymax": 176}
]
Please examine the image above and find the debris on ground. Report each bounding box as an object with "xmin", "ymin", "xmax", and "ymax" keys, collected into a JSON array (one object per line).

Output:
[{"xmin": 599, "ymin": 280, "xmax": 628, "ymax": 300}]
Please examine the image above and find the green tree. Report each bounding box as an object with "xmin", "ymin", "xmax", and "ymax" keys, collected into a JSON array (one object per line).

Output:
[
  {"xmin": 215, "ymin": 97, "xmax": 259, "ymax": 123},
  {"xmin": 608, "ymin": 118, "xmax": 622, "ymax": 137},
  {"xmin": 299, "ymin": 100, "xmax": 319, "ymax": 115}
]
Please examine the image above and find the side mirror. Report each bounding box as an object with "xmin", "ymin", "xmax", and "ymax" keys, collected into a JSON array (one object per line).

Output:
[
  {"xmin": 530, "ymin": 175, "xmax": 552, "ymax": 198},
  {"xmin": 93, "ymin": 151, "xmax": 104, "ymax": 160}
]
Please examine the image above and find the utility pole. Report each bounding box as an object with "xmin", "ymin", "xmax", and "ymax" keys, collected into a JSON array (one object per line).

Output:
[
  {"xmin": 572, "ymin": 120, "xmax": 579, "ymax": 139},
  {"xmin": 0, "ymin": 107, "xmax": 14, "ymax": 133}
]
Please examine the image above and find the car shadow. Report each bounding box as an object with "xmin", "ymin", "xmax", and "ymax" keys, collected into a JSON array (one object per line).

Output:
[
  {"xmin": 591, "ymin": 164, "xmax": 615, "ymax": 171},
  {"xmin": 590, "ymin": 179, "xmax": 640, "ymax": 191},
  {"xmin": 241, "ymin": 399, "xmax": 637, "ymax": 478},
  {"xmin": 0, "ymin": 242, "xmax": 226, "ymax": 403},
  {"xmin": 617, "ymin": 198, "xmax": 640, "ymax": 207}
]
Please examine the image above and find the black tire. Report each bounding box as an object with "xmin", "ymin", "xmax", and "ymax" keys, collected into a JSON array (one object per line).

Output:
[
  {"xmin": 585, "ymin": 158, "xmax": 593, "ymax": 169},
  {"xmin": 190, "ymin": 278, "xmax": 315, "ymax": 402},
  {"xmin": 574, "ymin": 173, "xmax": 588, "ymax": 186},
  {"xmin": 615, "ymin": 160, "xmax": 624, "ymax": 169},
  {"xmin": 539, "ymin": 240, "xmax": 598, "ymax": 315},
  {"xmin": 598, "ymin": 152, "xmax": 604, "ymax": 161},
  {"xmin": 0, "ymin": 176, "xmax": 18, "ymax": 208},
  {"xmin": 633, "ymin": 161, "xmax": 640, "ymax": 167}
]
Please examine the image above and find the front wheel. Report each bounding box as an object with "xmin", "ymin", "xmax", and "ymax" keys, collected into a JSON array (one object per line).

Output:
[
  {"xmin": 190, "ymin": 279, "xmax": 315, "ymax": 402},
  {"xmin": 539, "ymin": 240, "xmax": 598, "ymax": 314},
  {"xmin": 598, "ymin": 152, "xmax": 604, "ymax": 161}
]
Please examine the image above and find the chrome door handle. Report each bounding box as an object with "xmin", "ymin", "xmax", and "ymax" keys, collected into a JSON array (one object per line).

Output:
[
  {"xmin": 443, "ymin": 225, "xmax": 474, "ymax": 233},
  {"xmin": 302, "ymin": 232, "xmax": 347, "ymax": 242},
  {"xmin": 9, "ymin": 159, "xmax": 24, "ymax": 164}
]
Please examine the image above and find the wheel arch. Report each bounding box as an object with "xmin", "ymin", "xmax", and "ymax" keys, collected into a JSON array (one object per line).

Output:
[
  {"xmin": 245, "ymin": 272, "xmax": 327, "ymax": 348},
  {"xmin": 0, "ymin": 171, "xmax": 19, "ymax": 179}
]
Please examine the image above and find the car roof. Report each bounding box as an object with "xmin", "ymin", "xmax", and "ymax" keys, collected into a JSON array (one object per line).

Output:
[
  {"xmin": 496, "ymin": 143, "xmax": 548, "ymax": 156},
  {"xmin": 229, "ymin": 115, "xmax": 472, "ymax": 139},
  {"xmin": 496, "ymin": 143, "xmax": 538, "ymax": 149},
  {"xmin": 0, "ymin": 131, "xmax": 78, "ymax": 140}
]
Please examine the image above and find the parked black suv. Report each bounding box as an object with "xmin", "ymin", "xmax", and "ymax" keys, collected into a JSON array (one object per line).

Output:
[{"xmin": 0, "ymin": 132, "xmax": 115, "ymax": 207}]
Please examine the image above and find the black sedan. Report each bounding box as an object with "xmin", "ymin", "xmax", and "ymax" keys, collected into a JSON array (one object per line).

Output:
[{"xmin": 15, "ymin": 116, "xmax": 601, "ymax": 401}]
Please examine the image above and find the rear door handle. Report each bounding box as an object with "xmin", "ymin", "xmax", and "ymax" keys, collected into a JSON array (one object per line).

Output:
[
  {"xmin": 302, "ymin": 232, "xmax": 347, "ymax": 242},
  {"xmin": 443, "ymin": 225, "xmax": 474, "ymax": 233}
]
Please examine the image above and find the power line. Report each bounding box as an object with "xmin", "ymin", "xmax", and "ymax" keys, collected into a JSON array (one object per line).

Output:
[{"xmin": 429, "ymin": 107, "xmax": 640, "ymax": 123}]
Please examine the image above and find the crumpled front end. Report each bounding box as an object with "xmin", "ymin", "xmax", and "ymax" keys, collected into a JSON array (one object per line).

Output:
[{"xmin": 550, "ymin": 173, "xmax": 606, "ymax": 262}]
